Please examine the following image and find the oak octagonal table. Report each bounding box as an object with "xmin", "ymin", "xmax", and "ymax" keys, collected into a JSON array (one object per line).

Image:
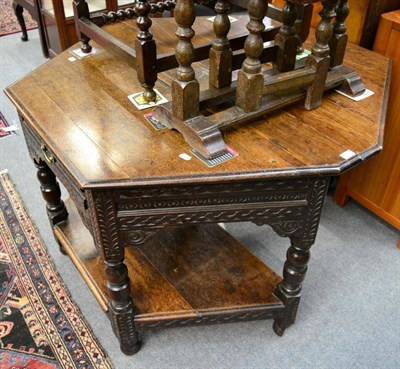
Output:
[{"xmin": 5, "ymin": 34, "xmax": 390, "ymax": 354}]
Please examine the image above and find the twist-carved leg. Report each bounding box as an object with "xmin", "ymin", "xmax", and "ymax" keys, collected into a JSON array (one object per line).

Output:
[
  {"xmin": 13, "ymin": 2, "xmax": 28, "ymax": 42},
  {"xmin": 304, "ymin": 0, "xmax": 338, "ymax": 110},
  {"xmin": 209, "ymin": 0, "xmax": 232, "ymax": 88},
  {"xmin": 34, "ymin": 159, "xmax": 68, "ymax": 254},
  {"xmin": 236, "ymin": 0, "xmax": 268, "ymax": 112},
  {"xmin": 135, "ymin": 0, "xmax": 157, "ymax": 102},
  {"xmin": 273, "ymin": 178, "xmax": 329, "ymax": 335},
  {"xmin": 73, "ymin": 0, "xmax": 92, "ymax": 53},
  {"xmin": 329, "ymin": 0, "xmax": 349, "ymax": 68},
  {"xmin": 172, "ymin": 0, "xmax": 199, "ymax": 120},
  {"xmin": 87, "ymin": 192, "xmax": 140, "ymax": 355},
  {"xmin": 275, "ymin": 1, "xmax": 297, "ymax": 72}
]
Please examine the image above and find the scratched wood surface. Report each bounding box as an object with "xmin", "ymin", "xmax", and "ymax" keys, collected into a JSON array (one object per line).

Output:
[{"xmin": 5, "ymin": 21, "xmax": 390, "ymax": 188}]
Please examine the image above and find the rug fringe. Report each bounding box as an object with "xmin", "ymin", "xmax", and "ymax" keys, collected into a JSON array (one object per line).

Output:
[{"xmin": 0, "ymin": 169, "xmax": 9, "ymax": 174}]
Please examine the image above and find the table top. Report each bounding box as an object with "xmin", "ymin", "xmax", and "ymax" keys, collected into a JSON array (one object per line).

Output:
[{"xmin": 5, "ymin": 18, "xmax": 390, "ymax": 189}]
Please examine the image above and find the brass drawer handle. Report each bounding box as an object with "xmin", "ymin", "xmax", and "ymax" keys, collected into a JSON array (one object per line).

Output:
[{"xmin": 40, "ymin": 144, "xmax": 55, "ymax": 163}]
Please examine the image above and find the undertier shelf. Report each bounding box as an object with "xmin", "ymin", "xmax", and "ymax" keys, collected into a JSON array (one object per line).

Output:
[{"xmin": 55, "ymin": 199, "xmax": 285, "ymax": 332}]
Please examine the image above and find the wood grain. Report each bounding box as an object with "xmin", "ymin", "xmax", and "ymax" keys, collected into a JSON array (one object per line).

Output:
[{"xmin": 4, "ymin": 25, "xmax": 390, "ymax": 188}]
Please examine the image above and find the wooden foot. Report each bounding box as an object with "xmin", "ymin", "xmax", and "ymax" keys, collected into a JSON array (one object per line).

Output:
[
  {"xmin": 336, "ymin": 71, "xmax": 366, "ymax": 97},
  {"xmin": 153, "ymin": 104, "xmax": 227, "ymax": 159},
  {"xmin": 107, "ymin": 262, "xmax": 141, "ymax": 355}
]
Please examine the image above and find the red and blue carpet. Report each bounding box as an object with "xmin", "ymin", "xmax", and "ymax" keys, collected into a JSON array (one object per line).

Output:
[
  {"xmin": 0, "ymin": 171, "xmax": 114, "ymax": 369},
  {"xmin": 0, "ymin": 0, "xmax": 37, "ymax": 37}
]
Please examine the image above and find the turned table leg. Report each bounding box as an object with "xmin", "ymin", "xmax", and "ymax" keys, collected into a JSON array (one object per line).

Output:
[
  {"xmin": 305, "ymin": 0, "xmax": 339, "ymax": 110},
  {"xmin": 273, "ymin": 178, "xmax": 329, "ymax": 335},
  {"xmin": 209, "ymin": 0, "xmax": 232, "ymax": 88},
  {"xmin": 329, "ymin": 0, "xmax": 349, "ymax": 68},
  {"xmin": 236, "ymin": 0, "xmax": 268, "ymax": 112},
  {"xmin": 135, "ymin": 0, "xmax": 158, "ymax": 102},
  {"xmin": 13, "ymin": 2, "xmax": 28, "ymax": 42},
  {"xmin": 34, "ymin": 158, "xmax": 69, "ymax": 253},
  {"xmin": 172, "ymin": 0, "xmax": 199, "ymax": 120},
  {"xmin": 275, "ymin": 0, "xmax": 298, "ymax": 73},
  {"xmin": 87, "ymin": 192, "xmax": 140, "ymax": 355},
  {"xmin": 73, "ymin": 0, "xmax": 92, "ymax": 53}
]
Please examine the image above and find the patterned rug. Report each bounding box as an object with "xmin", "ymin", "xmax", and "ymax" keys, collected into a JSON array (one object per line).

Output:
[
  {"xmin": 0, "ymin": 172, "xmax": 114, "ymax": 369},
  {"xmin": 0, "ymin": 113, "xmax": 11, "ymax": 139},
  {"xmin": 0, "ymin": 0, "xmax": 37, "ymax": 37}
]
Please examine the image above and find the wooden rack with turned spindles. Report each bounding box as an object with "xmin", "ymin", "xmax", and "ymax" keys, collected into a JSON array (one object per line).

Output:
[{"xmin": 73, "ymin": 0, "xmax": 365, "ymax": 159}]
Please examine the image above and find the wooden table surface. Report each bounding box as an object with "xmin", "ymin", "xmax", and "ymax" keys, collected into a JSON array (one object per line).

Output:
[{"xmin": 5, "ymin": 17, "xmax": 390, "ymax": 189}]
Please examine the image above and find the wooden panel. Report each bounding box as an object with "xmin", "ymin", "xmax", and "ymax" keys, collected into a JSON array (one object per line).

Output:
[
  {"xmin": 139, "ymin": 226, "xmax": 282, "ymax": 309},
  {"xmin": 55, "ymin": 199, "xmax": 282, "ymax": 317},
  {"xmin": 335, "ymin": 10, "xmax": 400, "ymax": 236}
]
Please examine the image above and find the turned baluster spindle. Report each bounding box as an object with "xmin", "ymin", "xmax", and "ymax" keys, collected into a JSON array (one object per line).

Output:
[
  {"xmin": 172, "ymin": 0, "xmax": 199, "ymax": 121},
  {"xmin": 275, "ymin": 0, "xmax": 298, "ymax": 72},
  {"xmin": 135, "ymin": 0, "xmax": 158, "ymax": 102},
  {"xmin": 305, "ymin": 0, "xmax": 338, "ymax": 110},
  {"xmin": 73, "ymin": 0, "xmax": 92, "ymax": 53},
  {"xmin": 209, "ymin": 0, "xmax": 232, "ymax": 89},
  {"xmin": 236, "ymin": 0, "xmax": 268, "ymax": 112},
  {"xmin": 329, "ymin": 0, "xmax": 349, "ymax": 68}
]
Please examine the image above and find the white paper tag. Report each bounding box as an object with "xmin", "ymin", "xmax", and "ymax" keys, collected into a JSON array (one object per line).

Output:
[
  {"xmin": 0, "ymin": 124, "xmax": 18, "ymax": 132},
  {"xmin": 335, "ymin": 88, "xmax": 374, "ymax": 102},
  {"xmin": 340, "ymin": 150, "xmax": 356, "ymax": 160},
  {"xmin": 207, "ymin": 15, "xmax": 237, "ymax": 23},
  {"xmin": 179, "ymin": 153, "xmax": 192, "ymax": 161},
  {"xmin": 296, "ymin": 49, "xmax": 311, "ymax": 61},
  {"xmin": 68, "ymin": 56, "xmax": 77, "ymax": 62},
  {"xmin": 128, "ymin": 89, "xmax": 168, "ymax": 110}
]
